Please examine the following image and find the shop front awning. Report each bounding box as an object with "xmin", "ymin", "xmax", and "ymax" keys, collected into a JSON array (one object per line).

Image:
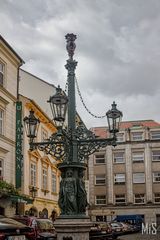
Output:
[{"xmin": 10, "ymin": 195, "xmax": 33, "ymax": 204}]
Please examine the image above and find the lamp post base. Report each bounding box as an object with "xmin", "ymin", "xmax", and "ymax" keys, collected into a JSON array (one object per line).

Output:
[{"xmin": 54, "ymin": 217, "xmax": 93, "ymax": 240}]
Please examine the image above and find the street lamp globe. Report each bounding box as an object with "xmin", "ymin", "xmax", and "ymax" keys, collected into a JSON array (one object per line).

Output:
[
  {"xmin": 106, "ymin": 101, "xmax": 123, "ymax": 134},
  {"xmin": 48, "ymin": 85, "xmax": 68, "ymax": 127},
  {"xmin": 23, "ymin": 110, "xmax": 40, "ymax": 139}
]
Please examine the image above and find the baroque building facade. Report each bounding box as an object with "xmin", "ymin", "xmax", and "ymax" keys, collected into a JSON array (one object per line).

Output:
[
  {"xmin": 19, "ymin": 95, "xmax": 60, "ymax": 217},
  {"xmin": 88, "ymin": 120, "xmax": 160, "ymax": 225},
  {"xmin": 18, "ymin": 69, "xmax": 61, "ymax": 217},
  {"xmin": 0, "ymin": 35, "xmax": 23, "ymax": 216}
]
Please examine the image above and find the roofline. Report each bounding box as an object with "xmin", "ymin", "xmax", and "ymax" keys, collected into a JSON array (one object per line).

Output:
[
  {"xmin": 120, "ymin": 119, "xmax": 154, "ymax": 123},
  {"xmin": 92, "ymin": 119, "xmax": 156, "ymax": 127},
  {"xmin": 90, "ymin": 119, "xmax": 160, "ymax": 129},
  {"xmin": 19, "ymin": 94, "xmax": 55, "ymax": 125},
  {"xmin": 20, "ymin": 68, "xmax": 56, "ymax": 88},
  {"xmin": 0, "ymin": 35, "xmax": 24, "ymax": 64}
]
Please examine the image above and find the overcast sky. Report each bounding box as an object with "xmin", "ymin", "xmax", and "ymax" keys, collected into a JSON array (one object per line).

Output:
[{"xmin": 1, "ymin": 0, "xmax": 160, "ymax": 128}]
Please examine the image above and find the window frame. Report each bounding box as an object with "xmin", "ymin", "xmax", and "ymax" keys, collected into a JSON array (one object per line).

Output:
[
  {"xmin": 51, "ymin": 171, "xmax": 57, "ymax": 193},
  {"xmin": 134, "ymin": 194, "xmax": 145, "ymax": 204},
  {"xmin": 94, "ymin": 153, "xmax": 105, "ymax": 164},
  {"xmin": 42, "ymin": 167, "xmax": 48, "ymax": 190},
  {"xmin": 114, "ymin": 173, "xmax": 125, "ymax": 185},
  {"xmin": 151, "ymin": 131, "xmax": 160, "ymax": 140},
  {"xmin": 113, "ymin": 152, "xmax": 125, "ymax": 164},
  {"xmin": 95, "ymin": 195, "xmax": 106, "ymax": 205},
  {"xmin": 131, "ymin": 132, "xmax": 143, "ymax": 141},
  {"xmin": 153, "ymin": 172, "xmax": 160, "ymax": 183},
  {"xmin": 0, "ymin": 62, "xmax": 4, "ymax": 86},
  {"xmin": 116, "ymin": 133, "xmax": 124, "ymax": 142},
  {"xmin": 30, "ymin": 162, "xmax": 37, "ymax": 187},
  {"xmin": 133, "ymin": 173, "xmax": 145, "ymax": 184},
  {"xmin": 152, "ymin": 150, "xmax": 160, "ymax": 161},
  {"xmin": 115, "ymin": 194, "xmax": 126, "ymax": 205},
  {"xmin": 0, "ymin": 108, "xmax": 4, "ymax": 135},
  {"xmin": 95, "ymin": 174, "xmax": 106, "ymax": 185},
  {"xmin": 132, "ymin": 151, "xmax": 144, "ymax": 163},
  {"xmin": 154, "ymin": 193, "xmax": 160, "ymax": 203},
  {"xmin": 0, "ymin": 158, "xmax": 4, "ymax": 180}
]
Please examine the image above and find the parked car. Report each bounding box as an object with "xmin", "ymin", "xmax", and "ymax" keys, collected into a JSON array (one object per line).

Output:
[
  {"xmin": 0, "ymin": 215, "xmax": 36, "ymax": 240},
  {"xmin": 13, "ymin": 216, "xmax": 56, "ymax": 239},
  {"xmin": 90, "ymin": 223, "xmax": 113, "ymax": 239},
  {"xmin": 109, "ymin": 222, "xmax": 124, "ymax": 232}
]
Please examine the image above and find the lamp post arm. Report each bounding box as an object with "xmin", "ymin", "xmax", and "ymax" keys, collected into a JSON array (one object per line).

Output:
[
  {"xmin": 78, "ymin": 137, "xmax": 116, "ymax": 144},
  {"xmin": 28, "ymin": 128, "xmax": 71, "ymax": 162},
  {"xmin": 77, "ymin": 136, "xmax": 117, "ymax": 162}
]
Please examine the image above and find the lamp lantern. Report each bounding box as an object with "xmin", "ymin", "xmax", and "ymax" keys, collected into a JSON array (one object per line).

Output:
[
  {"xmin": 23, "ymin": 110, "xmax": 40, "ymax": 139},
  {"xmin": 48, "ymin": 85, "xmax": 68, "ymax": 127},
  {"xmin": 106, "ymin": 101, "xmax": 123, "ymax": 134}
]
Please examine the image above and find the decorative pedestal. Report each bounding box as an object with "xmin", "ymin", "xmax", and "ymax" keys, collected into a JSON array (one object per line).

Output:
[{"xmin": 54, "ymin": 217, "xmax": 93, "ymax": 240}]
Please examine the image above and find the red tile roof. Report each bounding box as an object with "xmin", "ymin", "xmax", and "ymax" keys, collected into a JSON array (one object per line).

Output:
[
  {"xmin": 90, "ymin": 120, "xmax": 160, "ymax": 138},
  {"xmin": 120, "ymin": 120, "xmax": 160, "ymax": 129}
]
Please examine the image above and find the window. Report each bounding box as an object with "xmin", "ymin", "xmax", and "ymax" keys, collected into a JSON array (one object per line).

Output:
[
  {"xmin": 41, "ymin": 128, "xmax": 48, "ymax": 141},
  {"xmin": 95, "ymin": 153, "xmax": 105, "ymax": 164},
  {"xmin": 151, "ymin": 131, "xmax": 160, "ymax": 140},
  {"xmin": 153, "ymin": 172, "xmax": 160, "ymax": 183},
  {"xmin": 132, "ymin": 124, "xmax": 142, "ymax": 128},
  {"xmin": 96, "ymin": 216, "xmax": 107, "ymax": 222},
  {"xmin": 42, "ymin": 168, "xmax": 47, "ymax": 189},
  {"xmin": 116, "ymin": 133, "xmax": 124, "ymax": 142},
  {"xmin": 30, "ymin": 163, "xmax": 36, "ymax": 186},
  {"xmin": 113, "ymin": 152, "xmax": 125, "ymax": 163},
  {"xmin": 132, "ymin": 151, "xmax": 144, "ymax": 163},
  {"xmin": 131, "ymin": 132, "xmax": 143, "ymax": 141},
  {"xmin": 95, "ymin": 195, "xmax": 106, "ymax": 205},
  {"xmin": 0, "ymin": 63, "xmax": 4, "ymax": 86},
  {"xmin": 154, "ymin": 193, "xmax": 160, "ymax": 203},
  {"xmin": 0, "ymin": 159, "xmax": 3, "ymax": 180},
  {"xmin": 115, "ymin": 194, "xmax": 126, "ymax": 205},
  {"xmin": 133, "ymin": 173, "xmax": 145, "ymax": 183},
  {"xmin": 52, "ymin": 171, "xmax": 57, "ymax": 193},
  {"xmin": 134, "ymin": 194, "xmax": 145, "ymax": 204},
  {"xmin": 0, "ymin": 109, "xmax": 4, "ymax": 135},
  {"xmin": 114, "ymin": 174, "xmax": 125, "ymax": 184},
  {"xmin": 152, "ymin": 150, "xmax": 160, "ymax": 161},
  {"xmin": 95, "ymin": 174, "xmax": 106, "ymax": 185}
]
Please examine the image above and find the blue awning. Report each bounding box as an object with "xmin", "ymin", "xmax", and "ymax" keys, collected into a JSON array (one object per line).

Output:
[{"xmin": 114, "ymin": 215, "xmax": 143, "ymax": 221}]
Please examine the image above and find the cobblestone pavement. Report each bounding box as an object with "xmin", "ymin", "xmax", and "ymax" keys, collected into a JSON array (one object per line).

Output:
[{"xmin": 118, "ymin": 232, "xmax": 160, "ymax": 240}]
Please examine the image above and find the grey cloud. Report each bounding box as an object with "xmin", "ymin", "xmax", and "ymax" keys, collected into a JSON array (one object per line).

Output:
[{"xmin": 1, "ymin": 0, "xmax": 160, "ymax": 126}]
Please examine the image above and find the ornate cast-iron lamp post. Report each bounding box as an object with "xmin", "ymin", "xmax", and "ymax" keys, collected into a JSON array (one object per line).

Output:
[{"xmin": 24, "ymin": 34, "xmax": 122, "ymax": 218}]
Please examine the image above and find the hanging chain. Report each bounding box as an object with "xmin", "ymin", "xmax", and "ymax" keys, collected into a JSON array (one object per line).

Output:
[
  {"xmin": 64, "ymin": 78, "xmax": 68, "ymax": 93},
  {"xmin": 75, "ymin": 77, "xmax": 106, "ymax": 119}
]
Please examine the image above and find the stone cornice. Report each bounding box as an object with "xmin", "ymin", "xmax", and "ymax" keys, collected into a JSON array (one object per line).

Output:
[
  {"xmin": 0, "ymin": 134, "xmax": 15, "ymax": 146},
  {"xmin": 0, "ymin": 85, "xmax": 17, "ymax": 102}
]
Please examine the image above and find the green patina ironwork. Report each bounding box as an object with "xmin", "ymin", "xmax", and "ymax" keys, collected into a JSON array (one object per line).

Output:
[{"xmin": 24, "ymin": 34, "xmax": 122, "ymax": 217}]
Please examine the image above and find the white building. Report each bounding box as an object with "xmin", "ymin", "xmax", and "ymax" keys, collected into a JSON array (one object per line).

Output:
[
  {"xmin": 89, "ymin": 120, "xmax": 160, "ymax": 225},
  {"xmin": 0, "ymin": 35, "xmax": 23, "ymax": 216}
]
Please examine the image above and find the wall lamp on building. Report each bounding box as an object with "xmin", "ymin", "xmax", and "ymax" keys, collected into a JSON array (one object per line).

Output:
[
  {"xmin": 43, "ymin": 189, "xmax": 48, "ymax": 196},
  {"xmin": 24, "ymin": 33, "xmax": 123, "ymax": 218},
  {"xmin": 29, "ymin": 186, "xmax": 37, "ymax": 199}
]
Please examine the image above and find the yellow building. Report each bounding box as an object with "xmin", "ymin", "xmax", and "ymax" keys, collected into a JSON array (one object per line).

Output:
[
  {"xmin": 0, "ymin": 35, "xmax": 23, "ymax": 216},
  {"xmin": 19, "ymin": 94, "xmax": 60, "ymax": 217}
]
